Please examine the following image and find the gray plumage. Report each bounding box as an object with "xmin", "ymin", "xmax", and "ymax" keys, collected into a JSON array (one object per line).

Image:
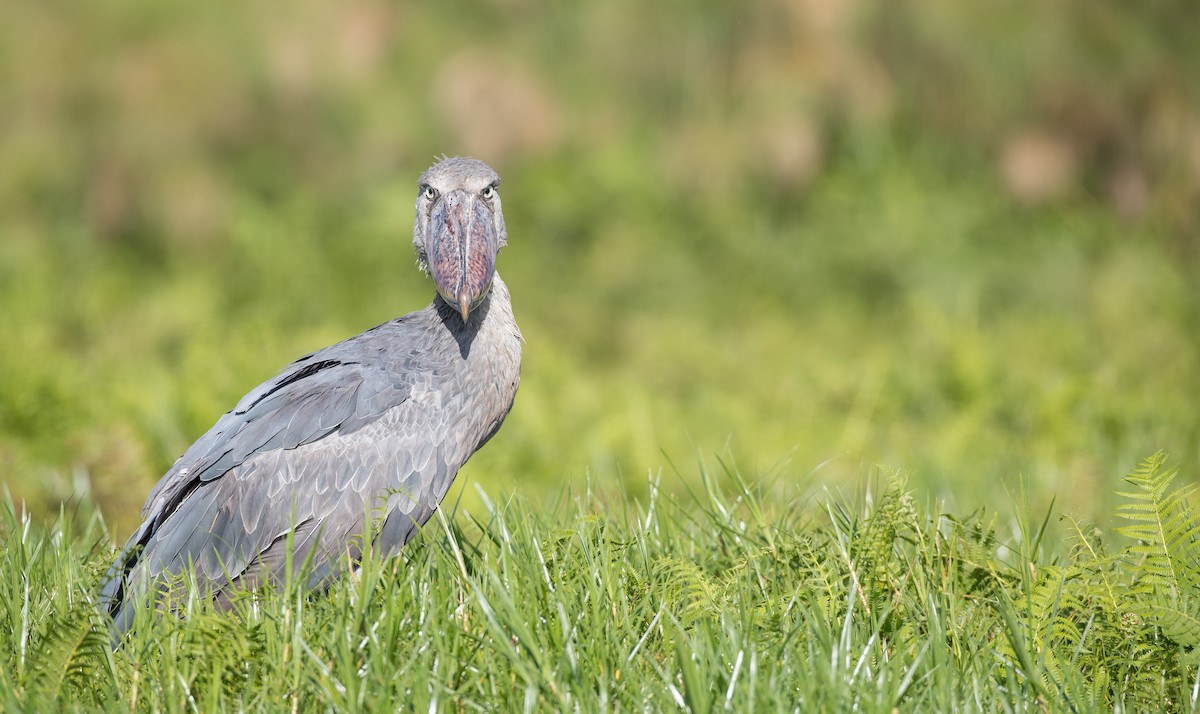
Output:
[{"xmin": 101, "ymin": 158, "xmax": 521, "ymax": 635}]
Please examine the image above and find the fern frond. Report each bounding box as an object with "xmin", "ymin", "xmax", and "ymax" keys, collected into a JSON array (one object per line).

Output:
[
  {"xmin": 1115, "ymin": 452, "xmax": 1200, "ymax": 604},
  {"xmin": 26, "ymin": 602, "xmax": 115, "ymax": 706},
  {"xmin": 1062, "ymin": 515, "xmax": 1123, "ymax": 613},
  {"xmin": 1023, "ymin": 565, "xmax": 1091, "ymax": 651},
  {"xmin": 1146, "ymin": 600, "xmax": 1200, "ymax": 653},
  {"xmin": 651, "ymin": 557, "xmax": 720, "ymax": 625},
  {"xmin": 851, "ymin": 477, "xmax": 917, "ymax": 606}
]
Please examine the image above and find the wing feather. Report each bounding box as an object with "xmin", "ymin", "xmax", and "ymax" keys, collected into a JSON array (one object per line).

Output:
[{"xmin": 141, "ymin": 352, "xmax": 406, "ymax": 524}]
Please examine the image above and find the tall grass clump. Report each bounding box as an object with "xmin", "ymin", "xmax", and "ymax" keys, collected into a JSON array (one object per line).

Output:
[{"xmin": 2, "ymin": 453, "xmax": 1198, "ymax": 710}]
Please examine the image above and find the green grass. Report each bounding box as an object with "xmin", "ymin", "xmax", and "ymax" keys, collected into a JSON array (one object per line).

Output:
[{"xmin": 4, "ymin": 453, "xmax": 1199, "ymax": 711}]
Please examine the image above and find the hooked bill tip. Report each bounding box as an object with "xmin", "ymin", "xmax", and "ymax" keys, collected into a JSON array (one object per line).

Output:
[{"xmin": 458, "ymin": 293, "xmax": 471, "ymax": 322}]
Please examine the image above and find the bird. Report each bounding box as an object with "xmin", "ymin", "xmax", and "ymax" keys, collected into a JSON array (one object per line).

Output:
[{"xmin": 99, "ymin": 157, "xmax": 522, "ymax": 636}]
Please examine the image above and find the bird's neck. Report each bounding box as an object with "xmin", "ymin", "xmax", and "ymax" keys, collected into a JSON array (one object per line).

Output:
[{"xmin": 434, "ymin": 274, "xmax": 519, "ymax": 358}]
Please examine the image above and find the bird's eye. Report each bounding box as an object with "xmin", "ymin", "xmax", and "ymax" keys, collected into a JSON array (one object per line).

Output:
[
  {"xmin": 423, "ymin": 186, "xmax": 437, "ymax": 200},
  {"xmin": 482, "ymin": 185, "xmax": 495, "ymax": 199}
]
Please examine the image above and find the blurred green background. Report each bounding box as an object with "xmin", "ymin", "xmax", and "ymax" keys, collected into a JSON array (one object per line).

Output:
[{"xmin": 1, "ymin": 0, "xmax": 1197, "ymax": 539}]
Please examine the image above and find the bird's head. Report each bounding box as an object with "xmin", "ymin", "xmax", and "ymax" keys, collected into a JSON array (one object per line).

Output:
[{"xmin": 413, "ymin": 157, "xmax": 507, "ymax": 322}]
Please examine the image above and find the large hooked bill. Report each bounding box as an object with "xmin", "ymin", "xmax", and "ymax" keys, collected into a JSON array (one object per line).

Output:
[{"xmin": 427, "ymin": 188, "xmax": 498, "ymax": 321}]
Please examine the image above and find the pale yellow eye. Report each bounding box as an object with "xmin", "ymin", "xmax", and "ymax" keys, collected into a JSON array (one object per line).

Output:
[
  {"xmin": 482, "ymin": 185, "xmax": 495, "ymax": 199},
  {"xmin": 423, "ymin": 186, "xmax": 437, "ymax": 200}
]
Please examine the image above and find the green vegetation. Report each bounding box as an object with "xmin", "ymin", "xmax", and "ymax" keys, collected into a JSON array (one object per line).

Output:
[
  {"xmin": 1, "ymin": 0, "xmax": 1198, "ymax": 708},
  {"xmin": 4, "ymin": 453, "xmax": 1199, "ymax": 710}
]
